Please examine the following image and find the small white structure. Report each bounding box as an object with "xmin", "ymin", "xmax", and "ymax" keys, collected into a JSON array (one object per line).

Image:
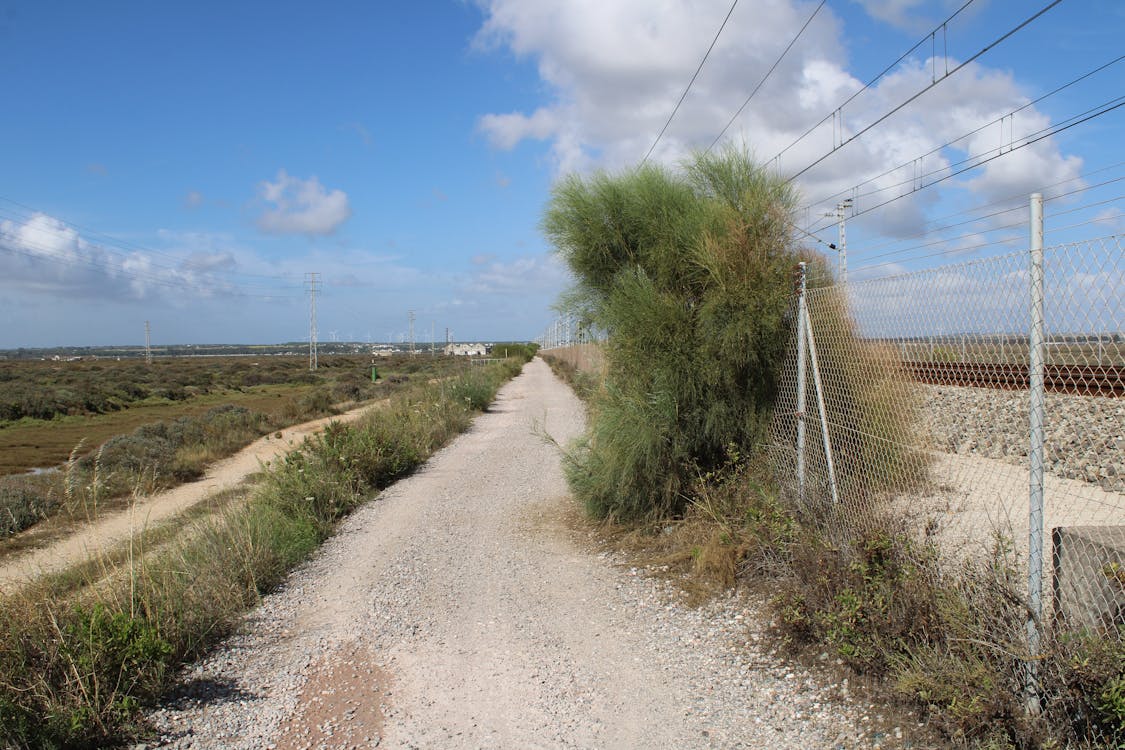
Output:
[{"xmin": 444, "ymin": 343, "xmax": 488, "ymax": 356}]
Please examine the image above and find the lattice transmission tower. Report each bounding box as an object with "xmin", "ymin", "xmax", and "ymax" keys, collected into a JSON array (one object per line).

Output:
[
  {"xmin": 305, "ymin": 272, "xmax": 320, "ymax": 371},
  {"xmin": 144, "ymin": 321, "xmax": 152, "ymax": 365}
]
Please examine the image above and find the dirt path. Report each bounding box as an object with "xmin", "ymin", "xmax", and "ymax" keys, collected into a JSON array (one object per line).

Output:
[
  {"xmin": 148, "ymin": 359, "xmax": 892, "ymax": 749},
  {"xmin": 0, "ymin": 402, "xmax": 379, "ymax": 591}
]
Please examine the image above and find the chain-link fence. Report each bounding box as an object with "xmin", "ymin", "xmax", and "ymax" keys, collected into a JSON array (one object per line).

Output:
[
  {"xmin": 768, "ymin": 228, "xmax": 1123, "ymax": 737},
  {"xmin": 536, "ymin": 314, "xmax": 608, "ymax": 376}
]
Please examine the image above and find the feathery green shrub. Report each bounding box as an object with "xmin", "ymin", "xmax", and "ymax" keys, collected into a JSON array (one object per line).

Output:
[{"xmin": 545, "ymin": 148, "xmax": 802, "ymax": 519}]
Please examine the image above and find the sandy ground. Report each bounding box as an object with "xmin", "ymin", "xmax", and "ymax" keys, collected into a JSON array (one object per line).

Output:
[
  {"xmin": 0, "ymin": 401, "xmax": 379, "ymax": 592},
  {"xmin": 149, "ymin": 358, "xmax": 897, "ymax": 749},
  {"xmin": 909, "ymin": 452, "xmax": 1125, "ymax": 563}
]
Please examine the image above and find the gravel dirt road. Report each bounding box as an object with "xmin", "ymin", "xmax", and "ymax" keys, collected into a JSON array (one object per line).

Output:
[
  {"xmin": 0, "ymin": 402, "xmax": 379, "ymax": 591},
  {"xmin": 148, "ymin": 359, "xmax": 899, "ymax": 749}
]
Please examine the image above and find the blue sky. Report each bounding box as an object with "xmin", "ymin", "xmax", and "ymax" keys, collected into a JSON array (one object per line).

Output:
[{"xmin": 0, "ymin": 0, "xmax": 1121, "ymax": 347}]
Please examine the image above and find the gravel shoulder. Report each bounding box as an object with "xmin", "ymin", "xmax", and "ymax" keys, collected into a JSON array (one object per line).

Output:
[
  {"xmin": 148, "ymin": 358, "xmax": 906, "ymax": 749},
  {"xmin": 0, "ymin": 402, "xmax": 378, "ymax": 591}
]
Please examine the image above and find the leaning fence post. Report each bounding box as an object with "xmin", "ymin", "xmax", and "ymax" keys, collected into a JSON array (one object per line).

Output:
[
  {"xmin": 796, "ymin": 263, "xmax": 808, "ymax": 503},
  {"xmin": 1026, "ymin": 192, "xmax": 1045, "ymax": 713},
  {"xmin": 804, "ymin": 303, "xmax": 841, "ymax": 506}
]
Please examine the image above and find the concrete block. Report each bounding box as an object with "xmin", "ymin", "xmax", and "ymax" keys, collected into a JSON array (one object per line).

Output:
[{"xmin": 1052, "ymin": 526, "xmax": 1125, "ymax": 631}]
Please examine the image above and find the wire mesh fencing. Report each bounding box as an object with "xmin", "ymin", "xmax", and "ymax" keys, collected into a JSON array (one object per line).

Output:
[{"xmin": 767, "ymin": 232, "xmax": 1123, "ymax": 739}]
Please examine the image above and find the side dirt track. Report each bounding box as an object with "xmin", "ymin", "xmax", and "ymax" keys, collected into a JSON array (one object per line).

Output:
[
  {"xmin": 146, "ymin": 358, "xmax": 898, "ymax": 749},
  {"xmin": 0, "ymin": 401, "xmax": 380, "ymax": 591}
]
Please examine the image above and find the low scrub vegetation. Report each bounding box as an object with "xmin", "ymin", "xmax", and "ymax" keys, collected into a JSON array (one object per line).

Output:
[
  {"xmin": 539, "ymin": 352, "xmax": 601, "ymax": 402},
  {"xmin": 0, "ymin": 356, "xmax": 310, "ymax": 423},
  {"xmin": 0, "ymin": 403, "xmax": 305, "ymax": 542},
  {"xmin": 490, "ymin": 342, "xmax": 539, "ymax": 361},
  {"xmin": 0, "ymin": 355, "xmax": 473, "ymax": 541},
  {"xmin": 0, "ymin": 359, "xmax": 523, "ymax": 748},
  {"xmin": 545, "ymin": 147, "xmax": 809, "ymax": 519},
  {"xmin": 544, "ymin": 149, "xmax": 1121, "ymax": 747}
]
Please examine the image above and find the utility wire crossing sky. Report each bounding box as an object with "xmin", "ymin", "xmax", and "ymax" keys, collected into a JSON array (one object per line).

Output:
[{"xmin": 0, "ymin": 0, "xmax": 1120, "ymax": 348}]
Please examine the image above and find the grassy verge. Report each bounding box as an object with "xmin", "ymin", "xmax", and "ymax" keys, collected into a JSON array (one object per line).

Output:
[
  {"xmin": 546, "ymin": 342, "xmax": 1122, "ymax": 748},
  {"xmin": 538, "ymin": 352, "xmax": 601, "ymax": 402},
  {"xmin": 0, "ymin": 356, "xmax": 469, "ymax": 544},
  {"xmin": 0, "ymin": 357, "xmax": 526, "ymax": 748}
]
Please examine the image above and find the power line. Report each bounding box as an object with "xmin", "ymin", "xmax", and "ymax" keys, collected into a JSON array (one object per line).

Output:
[
  {"xmin": 808, "ymin": 97, "xmax": 1125, "ymax": 237},
  {"xmin": 706, "ymin": 0, "xmax": 826, "ymax": 153},
  {"xmin": 850, "ymin": 196, "xmax": 1122, "ymax": 271},
  {"xmin": 1050, "ymin": 193, "xmax": 1124, "ymax": 217},
  {"xmin": 1045, "ymin": 174, "xmax": 1125, "ymax": 203},
  {"xmin": 641, "ymin": 0, "xmax": 739, "ymax": 165},
  {"xmin": 784, "ymin": 0, "xmax": 1065, "ymax": 183},
  {"xmin": 802, "ymin": 93, "xmax": 1125, "ymax": 237},
  {"xmin": 1049, "ymin": 213, "xmax": 1124, "ymax": 234},
  {"xmin": 797, "ymin": 53, "xmax": 1125, "ymax": 215},
  {"xmin": 851, "ymin": 234, "xmax": 1024, "ymax": 275},
  {"xmin": 769, "ymin": 0, "xmax": 979, "ymax": 172},
  {"xmin": 788, "ymin": 217, "xmax": 838, "ymax": 249},
  {"xmin": 859, "ymin": 192, "xmax": 1125, "ymax": 266},
  {"xmin": 827, "ymin": 165, "xmax": 1125, "ymax": 255},
  {"xmin": 858, "ymin": 218, "xmax": 1028, "ymax": 264}
]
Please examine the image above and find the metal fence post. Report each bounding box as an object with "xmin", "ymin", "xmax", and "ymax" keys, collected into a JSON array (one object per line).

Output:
[
  {"xmin": 1027, "ymin": 192, "xmax": 1045, "ymax": 713},
  {"xmin": 796, "ymin": 263, "xmax": 808, "ymax": 503},
  {"xmin": 804, "ymin": 303, "xmax": 841, "ymax": 506}
]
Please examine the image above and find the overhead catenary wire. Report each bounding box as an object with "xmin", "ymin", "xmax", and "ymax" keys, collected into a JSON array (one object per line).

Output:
[
  {"xmin": 802, "ymin": 93, "xmax": 1125, "ymax": 238},
  {"xmin": 1049, "ymin": 194, "xmax": 1125, "ymax": 217},
  {"xmin": 705, "ymin": 0, "xmax": 826, "ymax": 153},
  {"xmin": 797, "ymin": 53, "xmax": 1125, "ymax": 215},
  {"xmin": 850, "ymin": 235, "xmax": 1024, "ymax": 275},
  {"xmin": 769, "ymin": 0, "xmax": 979, "ymax": 171},
  {"xmin": 802, "ymin": 98, "xmax": 1125, "ymax": 239},
  {"xmin": 641, "ymin": 0, "xmax": 739, "ymax": 165},
  {"xmin": 857, "ymin": 218, "xmax": 1029, "ymax": 264},
  {"xmin": 850, "ymin": 197, "xmax": 1122, "ymax": 272},
  {"xmin": 1045, "ymin": 176, "xmax": 1125, "ymax": 203},
  {"xmin": 783, "ymin": 0, "xmax": 1065, "ymax": 183},
  {"xmin": 817, "ymin": 166, "xmax": 1125, "ymax": 256},
  {"xmin": 848, "ymin": 192, "xmax": 1125, "ymax": 266}
]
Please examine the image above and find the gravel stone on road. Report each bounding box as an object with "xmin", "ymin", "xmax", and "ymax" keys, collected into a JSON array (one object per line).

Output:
[{"xmin": 148, "ymin": 359, "xmax": 908, "ymax": 749}]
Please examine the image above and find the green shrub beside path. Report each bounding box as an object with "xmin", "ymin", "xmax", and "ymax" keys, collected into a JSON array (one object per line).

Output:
[{"xmin": 545, "ymin": 147, "xmax": 806, "ymax": 519}]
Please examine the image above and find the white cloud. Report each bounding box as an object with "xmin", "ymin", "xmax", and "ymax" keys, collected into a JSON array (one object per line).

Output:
[
  {"xmin": 256, "ymin": 169, "xmax": 352, "ymax": 236},
  {"xmin": 0, "ymin": 214, "xmax": 271, "ymax": 302},
  {"xmin": 473, "ymin": 1, "xmax": 1083, "ymax": 238},
  {"xmin": 478, "ymin": 108, "xmax": 558, "ymax": 150},
  {"xmin": 854, "ymin": 0, "xmax": 982, "ymax": 33},
  {"xmin": 853, "ymin": 0, "xmax": 934, "ymax": 33},
  {"xmin": 464, "ymin": 253, "xmax": 568, "ymax": 296},
  {"xmin": 1091, "ymin": 207, "xmax": 1123, "ymax": 231}
]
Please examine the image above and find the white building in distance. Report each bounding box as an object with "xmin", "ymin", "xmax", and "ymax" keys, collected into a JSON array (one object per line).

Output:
[{"xmin": 444, "ymin": 343, "xmax": 488, "ymax": 356}]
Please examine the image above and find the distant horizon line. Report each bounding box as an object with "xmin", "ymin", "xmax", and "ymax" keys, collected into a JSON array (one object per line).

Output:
[{"xmin": 0, "ymin": 339, "xmax": 534, "ymax": 354}]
